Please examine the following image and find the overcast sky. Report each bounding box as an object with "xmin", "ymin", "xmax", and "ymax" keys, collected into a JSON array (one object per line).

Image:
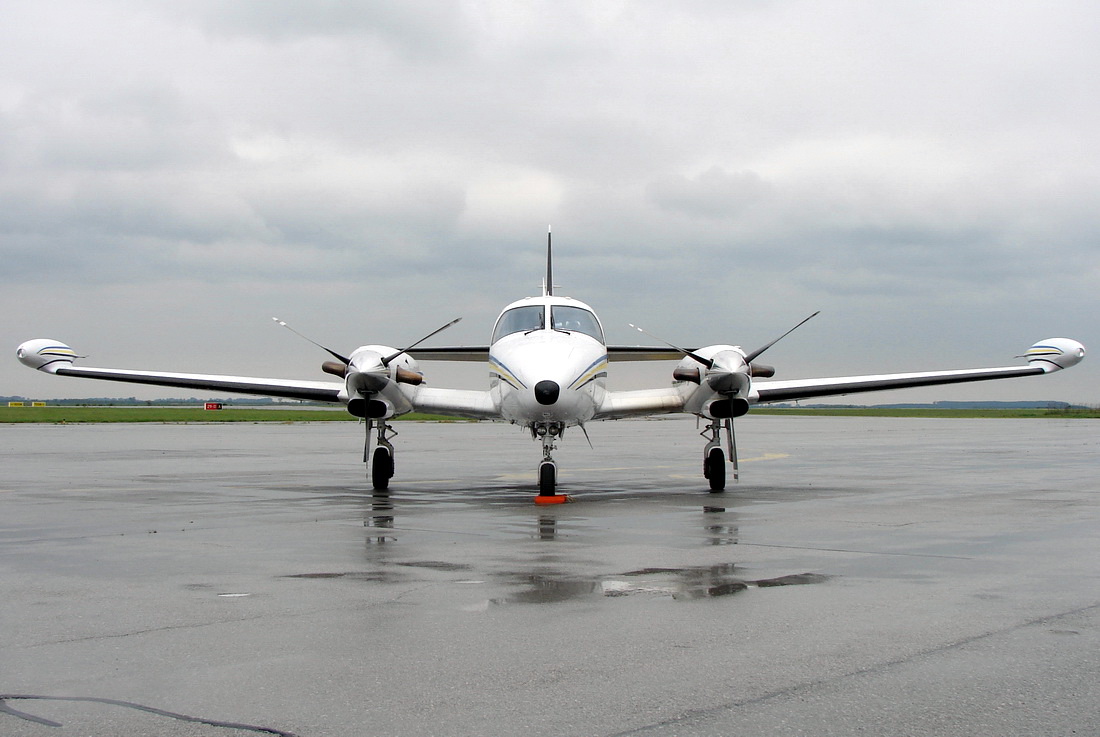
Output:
[{"xmin": 3, "ymin": 0, "xmax": 1097, "ymax": 404}]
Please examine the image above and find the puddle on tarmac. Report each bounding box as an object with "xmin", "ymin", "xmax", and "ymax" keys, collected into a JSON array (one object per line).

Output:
[
  {"xmin": 490, "ymin": 564, "xmax": 830, "ymax": 604},
  {"xmin": 282, "ymin": 571, "xmax": 400, "ymax": 583},
  {"xmin": 283, "ymin": 563, "xmax": 828, "ymax": 605},
  {"xmin": 394, "ymin": 561, "xmax": 474, "ymax": 572}
]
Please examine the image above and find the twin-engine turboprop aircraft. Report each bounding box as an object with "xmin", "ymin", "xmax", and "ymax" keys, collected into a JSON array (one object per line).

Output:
[{"xmin": 17, "ymin": 238, "xmax": 1086, "ymax": 501}]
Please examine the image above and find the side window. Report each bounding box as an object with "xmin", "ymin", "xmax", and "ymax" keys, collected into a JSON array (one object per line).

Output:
[
  {"xmin": 492, "ymin": 306, "xmax": 544, "ymax": 342},
  {"xmin": 551, "ymin": 306, "xmax": 604, "ymax": 342}
]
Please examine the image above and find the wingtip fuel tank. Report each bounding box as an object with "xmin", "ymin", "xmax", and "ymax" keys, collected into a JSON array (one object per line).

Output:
[
  {"xmin": 1025, "ymin": 338, "xmax": 1086, "ymax": 371},
  {"xmin": 16, "ymin": 339, "xmax": 77, "ymax": 372}
]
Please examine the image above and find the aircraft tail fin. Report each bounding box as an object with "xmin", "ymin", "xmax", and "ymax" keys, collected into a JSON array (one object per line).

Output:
[{"xmin": 543, "ymin": 228, "xmax": 554, "ymax": 296}]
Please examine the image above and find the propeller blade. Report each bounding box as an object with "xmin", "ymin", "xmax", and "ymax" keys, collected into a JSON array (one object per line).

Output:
[
  {"xmin": 273, "ymin": 317, "xmax": 352, "ymax": 365},
  {"xmin": 627, "ymin": 324, "xmax": 714, "ymax": 369},
  {"xmin": 744, "ymin": 311, "xmax": 820, "ymax": 363},
  {"xmin": 381, "ymin": 317, "xmax": 463, "ymax": 366}
]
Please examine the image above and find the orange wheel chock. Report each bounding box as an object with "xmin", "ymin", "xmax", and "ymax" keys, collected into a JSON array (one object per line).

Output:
[{"xmin": 534, "ymin": 494, "xmax": 572, "ymax": 505}]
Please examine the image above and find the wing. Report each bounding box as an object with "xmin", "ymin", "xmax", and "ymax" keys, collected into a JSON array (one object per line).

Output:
[
  {"xmin": 411, "ymin": 387, "xmax": 499, "ymax": 420},
  {"xmin": 594, "ymin": 387, "xmax": 687, "ymax": 420},
  {"xmin": 596, "ymin": 338, "xmax": 1086, "ymax": 414},
  {"xmin": 18, "ymin": 339, "xmax": 342, "ymax": 402},
  {"xmin": 754, "ymin": 366, "xmax": 1046, "ymax": 404},
  {"xmin": 407, "ymin": 347, "xmax": 489, "ymax": 361},
  {"xmin": 753, "ymin": 338, "xmax": 1086, "ymax": 403},
  {"xmin": 606, "ymin": 346, "xmax": 684, "ymax": 362},
  {"xmin": 51, "ymin": 365, "xmax": 341, "ymax": 402},
  {"xmin": 412, "ymin": 346, "xmax": 684, "ymax": 362}
]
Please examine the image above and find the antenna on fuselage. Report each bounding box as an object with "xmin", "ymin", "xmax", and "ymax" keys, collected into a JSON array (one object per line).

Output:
[{"xmin": 543, "ymin": 227, "xmax": 554, "ymax": 296}]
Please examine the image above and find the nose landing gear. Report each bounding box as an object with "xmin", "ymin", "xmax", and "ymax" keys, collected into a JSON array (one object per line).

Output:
[
  {"xmin": 533, "ymin": 421, "xmax": 569, "ymax": 504},
  {"xmin": 364, "ymin": 419, "xmax": 397, "ymax": 490},
  {"xmin": 702, "ymin": 417, "xmax": 737, "ymax": 491}
]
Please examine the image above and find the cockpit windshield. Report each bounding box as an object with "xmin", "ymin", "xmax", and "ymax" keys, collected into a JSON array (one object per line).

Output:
[
  {"xmin": 550, "ymin": 306, "xmax": 604, "ymax": 342},
  {"xmin": 492, "ymin": 306, "xmax": 544, "ymax": 342}
]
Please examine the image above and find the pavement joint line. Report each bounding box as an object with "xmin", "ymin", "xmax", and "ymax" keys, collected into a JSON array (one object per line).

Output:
[
  {"xmin": 0, "ymin": 695, "xmax": 298, "ymax": 736},
  {"xmin": 605, "ymin": 599, "xmax": 1100, "ymax": 736}
]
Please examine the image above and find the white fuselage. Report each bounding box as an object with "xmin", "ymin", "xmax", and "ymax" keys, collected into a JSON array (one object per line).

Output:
[{"xmin": 488, "ymin": 296, "xmax": 608, "ymax": 429}]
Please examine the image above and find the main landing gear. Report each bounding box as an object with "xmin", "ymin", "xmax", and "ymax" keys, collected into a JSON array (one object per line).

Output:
[
  {"xmin": 534, "ymin": 421, "xmax": 568, "ymax": 504},
  {"xmin": 701, "ymin": 417, "xmax": 738, "ymax": 492},
  {"xmin": 364, "ymin": 419, "xmax": 397, "ymax": 490}
]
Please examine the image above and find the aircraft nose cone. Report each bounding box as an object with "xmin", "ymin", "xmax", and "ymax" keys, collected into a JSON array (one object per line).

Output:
[{"xmin": 534, "ymin": 380, "xmax": 560, "ymax": 406}]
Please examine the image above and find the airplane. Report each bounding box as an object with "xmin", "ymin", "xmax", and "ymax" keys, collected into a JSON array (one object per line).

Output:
[{"xmin": 16, "ymin": 236, "xmax": 1086, "ymax": 503}]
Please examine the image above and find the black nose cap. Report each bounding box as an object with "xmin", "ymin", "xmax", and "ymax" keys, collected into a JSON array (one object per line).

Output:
[{"xmin": 534, "ymin": 380, "xmax": 560, "ymax": 406}]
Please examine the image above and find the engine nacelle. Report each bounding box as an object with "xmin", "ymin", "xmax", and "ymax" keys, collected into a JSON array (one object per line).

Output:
[
  {"xmin": 348, "ymin": 345, "xmax": 423, "ymax": 382},
  {"xmin": 16, "ymin": 339, "xmax": 77, "ymax": 372},
  {"xmin": 341, "ymin": 345, "xmax": 419, "ymax": 419}
]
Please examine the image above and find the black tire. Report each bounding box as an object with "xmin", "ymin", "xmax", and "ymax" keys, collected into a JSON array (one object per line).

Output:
[
  {"xmin": 707, "ymin": 448, "xmax": 725, "ymax": 491},
  {"xmin": 538, "ymin": 463, "xmax": 556, "ymax": 495},
  {"xmin": 372, "ymin": 447, "xmax": 393, "ymax": 490}
]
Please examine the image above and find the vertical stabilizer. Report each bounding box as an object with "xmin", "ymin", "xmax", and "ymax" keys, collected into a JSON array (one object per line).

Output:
[{"xmin": 544, "ymin": 228, "xmax": 554, "ymax": 296}]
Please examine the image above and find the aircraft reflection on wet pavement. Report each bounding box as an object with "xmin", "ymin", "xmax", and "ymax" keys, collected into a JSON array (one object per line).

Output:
[{"xmin": 348, "ymin": 490, "xmax": 826, "ymax": 604}]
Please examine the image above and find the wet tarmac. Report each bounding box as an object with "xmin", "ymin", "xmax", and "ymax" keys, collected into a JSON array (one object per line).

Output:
[{"xmin": 1, "ymin": 416, "xmax": 1099, "ymax": 736}]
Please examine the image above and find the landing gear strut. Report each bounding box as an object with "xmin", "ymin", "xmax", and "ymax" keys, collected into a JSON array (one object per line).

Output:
[
  {"xmin": 701, "ymin": 417, "xmax": 737, "ymax": 491},
  {"xmin": 364, "ymin": 419, "xmax": 397, "ymax": 490}
]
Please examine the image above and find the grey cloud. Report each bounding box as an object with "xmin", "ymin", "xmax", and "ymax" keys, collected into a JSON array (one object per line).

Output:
[
  {"xmin": 166, "ymin": 0, "xmax": 473, "ymax": 60},
  {"xmin": 2, "ymin": 1, "xmax": 1097, "ymax": 402},
  {"xmin": 647, "ymin": 167, "xmax": 773, "ymax": 219},
  {"xmin": 0, "ymin": 175, "xmax": 469, "ymax": 284}
]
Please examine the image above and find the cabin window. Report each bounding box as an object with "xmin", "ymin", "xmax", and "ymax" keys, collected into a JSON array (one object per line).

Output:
[
  {"xmin": 550, "ymin": 306, "xmax": 604, "ymax": 342},
  {"xmin": 492, "ymin": 306, "xmax": 545, "ymax": 342}
]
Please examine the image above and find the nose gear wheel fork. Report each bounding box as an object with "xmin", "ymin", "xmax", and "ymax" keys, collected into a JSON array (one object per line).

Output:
[{"xmin": 364, "ymin": 419, "xmax": 398, "ymax": 490}]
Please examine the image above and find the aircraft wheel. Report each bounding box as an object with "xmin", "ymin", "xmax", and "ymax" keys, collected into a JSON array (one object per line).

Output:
[
  {"xmin": 538, "ymin": 462, "xmax": 556, "ymax": 495},
  {"xmin": 372, "ymin": 447, "xmax": 393, "ymax": 490},
  {"xmin": 706, "ymin": 448, "xmax": 725, "ymax": 491}
]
